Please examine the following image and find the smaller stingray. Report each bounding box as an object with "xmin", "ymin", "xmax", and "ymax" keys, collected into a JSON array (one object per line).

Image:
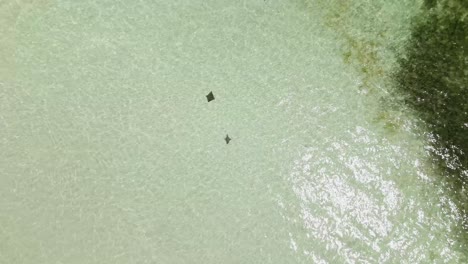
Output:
[
  {"xmin": 225, "ymin": 134, "xmax": 232, "ymax": 144},
  {"xmin": 206, "ymin": 91, "xmax": 215, "ymax": 102}
]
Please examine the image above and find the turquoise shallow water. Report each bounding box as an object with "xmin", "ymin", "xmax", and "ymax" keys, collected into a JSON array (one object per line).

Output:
[{"xmin": 0, "ymin": 0, "xmax": 466, "ymax": 263}]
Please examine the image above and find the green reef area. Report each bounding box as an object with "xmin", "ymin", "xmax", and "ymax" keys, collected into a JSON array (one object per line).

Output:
[{"xmin": 394, "ymin": 0, "xmax": 468, "ymax": 253}]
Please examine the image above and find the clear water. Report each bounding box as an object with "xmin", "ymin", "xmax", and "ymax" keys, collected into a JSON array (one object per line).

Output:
[{"xmin": 0, "ymin": 0, "xmax": 465, "ymax": 263}]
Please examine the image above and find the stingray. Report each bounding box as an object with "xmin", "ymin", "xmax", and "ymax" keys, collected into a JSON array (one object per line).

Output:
[
  {"xmin": 206, "ymin": 91, "xmax": 215, "ymax": 102},
  {"xmin": 225, "ymin": 134, "xmax": 231, "ymax": 144}
]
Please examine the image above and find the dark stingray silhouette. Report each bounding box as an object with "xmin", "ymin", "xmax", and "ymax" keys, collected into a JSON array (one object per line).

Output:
[
  {"xmin": 206, "ymin": 91, "xmax": 215, "ymax": 102},
  {"xmin": 225, "ymin": 134, "xmax": 231, "ymax": 144}
]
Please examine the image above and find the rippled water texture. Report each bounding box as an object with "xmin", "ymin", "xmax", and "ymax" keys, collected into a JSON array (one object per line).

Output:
[{"xmin": 0, "ymin": 0, "xmax": 466, "ymax": 263}]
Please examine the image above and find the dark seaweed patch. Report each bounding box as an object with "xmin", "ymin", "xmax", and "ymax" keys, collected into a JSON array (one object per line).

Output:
[
  {"xmin": 424, "ymin": 0, "xmax": 438, "ymax": 9},
  {"xmin": 395, "ymin": 2, "xmax": 467, "ymax": 182},
  {"xmin": 394, "ymin": 0, "xmax": 468, "ymax": 254}
]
